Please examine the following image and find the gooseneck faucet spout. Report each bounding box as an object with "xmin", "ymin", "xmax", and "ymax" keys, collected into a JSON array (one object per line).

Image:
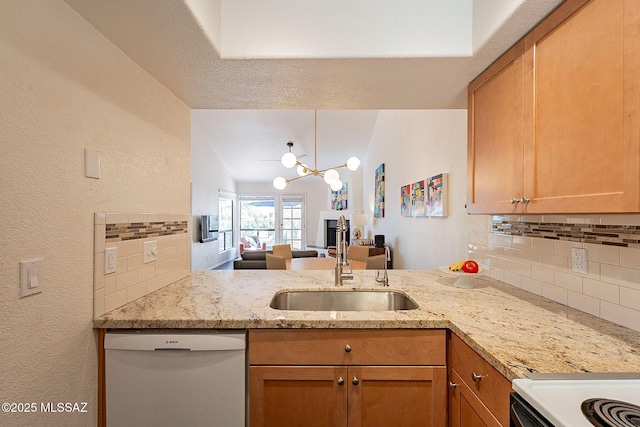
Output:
[{"xmin": 334, "ymin": 215, "xmax": 353, "ymax": 286}]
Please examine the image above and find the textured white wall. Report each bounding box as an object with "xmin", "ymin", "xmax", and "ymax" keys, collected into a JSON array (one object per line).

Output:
[
  {"xmin": 191, "ymin": 118, "xmax": 237, "ymax": 270},
  {"xmin": 0, "ymin": 1, "xmax": 190, "ymax": 426},
  {"xmin": 362, "ymin": 110, "xmax": 487, "ymax": 269}
]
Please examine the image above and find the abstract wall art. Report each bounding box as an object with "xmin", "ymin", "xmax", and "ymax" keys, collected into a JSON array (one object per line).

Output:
[
  {"xmin": 411, "ymin": 180, "xmax": 426, "ymax": 217},
  {"xmin": 426, "ymin": 173, "xmax": 448, "ymax": 217},
  {"xmin": 331, "ymin": 183, "xmax": 348, "ymax": 210},
  {"xmin": 400, "ymin": 173, "xmax": 448, "ymax": 217},
  {"xmin": 400, "ymin": 184, "xmax": 411, "ymax": 217},
  {"xmin": 374, "ymin": 163, "xmax": 385, "ymax": 218}
]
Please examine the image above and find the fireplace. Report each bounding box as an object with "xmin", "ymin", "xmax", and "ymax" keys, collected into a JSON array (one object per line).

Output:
[{"xmin": 325, "ymin": 219, "xmax": 349, "ymax": 248}]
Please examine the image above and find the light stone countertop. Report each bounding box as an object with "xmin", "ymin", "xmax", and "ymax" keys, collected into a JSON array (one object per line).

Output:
[{"xmin": 93, "ymin": 269, "xmax": 640, "ymax": 381}]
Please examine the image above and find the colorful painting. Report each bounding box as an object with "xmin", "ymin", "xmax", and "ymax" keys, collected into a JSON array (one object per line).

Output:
[
  {"xmin": 411, "ymin": 180, "xmax": 426, "ymax": 217},
  {"xmin": 374, "ymin": 163, "xmax": 385, "ymax": 218},
  {"xmin": 400, "ymin": 184, "xmax": 412, "ymax": 217},
  {"xmin": 400, "ymin": 173, "xmax": 448, "ymax": 218},
  {"xmin": 426, "ymin": 173, "xmax": 448, "ymax": 217},
  {"xmin": 331, "ymin": 183, "xmax": 348, "ymax": 210}
]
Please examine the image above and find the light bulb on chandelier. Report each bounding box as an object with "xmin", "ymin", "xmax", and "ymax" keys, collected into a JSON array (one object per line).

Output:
[
  {"xmin": 280, "ymin": 142, "xmax": 297, "ymax": 168},
  {"xmin": 323, "ymin": 169, "xmax": 340, "ymax": 184},
  {"xmin": 272, "ymin": 176, "xmax": 287, "ymax": 190},
  {"xmin": 272, "ymin": 111, "xmax": 360, "ymax": 191},
  {"xmin": 346, "ymin": 157, "xmax": 361, "ymax": 171}
]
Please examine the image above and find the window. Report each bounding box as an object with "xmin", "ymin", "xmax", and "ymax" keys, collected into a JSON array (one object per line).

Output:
[
  {"xmin": 239, "ymin": 194, "xmax": 306, "ymax": 249},
  {"xmin": 218, "ymin": 191, "xmax": 235, "ymax": 252},
  {"xmin": 240, "ymin": 195, "xmax": 275, "ymax": 248},
  {"xmin": 281, "ymin": 195, "xmax": 304, "ymax": 250}
]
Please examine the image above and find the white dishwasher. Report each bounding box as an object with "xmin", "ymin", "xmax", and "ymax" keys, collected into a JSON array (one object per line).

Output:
[{"xmin": 105, "ymin": 330, "xmax": 246, "ymax": 427}]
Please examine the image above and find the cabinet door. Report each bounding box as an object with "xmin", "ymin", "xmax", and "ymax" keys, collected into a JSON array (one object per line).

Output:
[
  {"xmin": 522, "ymin": 0, "xmax": 640, "ymax": 213},
  {"xmin": 249, "ymin": 366, "xmax": 348, "ymax": 427},
  {"xmin": 348, "ymin": 366, "xmax": 447, "ymax": 427},
  {"xmin": 467, "ymin": 40, "xmax": 525, "ymax": 214},
  {"xmin": 447, "ymin": 334, "xmax": 511, "ymax": 426},
  {"xmin": 449, "ymin": 370, "xmax": 502, "ymax": 427}
]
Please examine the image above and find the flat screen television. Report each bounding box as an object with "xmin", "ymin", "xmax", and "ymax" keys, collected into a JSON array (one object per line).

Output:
[{"xmin": 200, "ymin": 215, "xmax": 219, "ymax": 243}]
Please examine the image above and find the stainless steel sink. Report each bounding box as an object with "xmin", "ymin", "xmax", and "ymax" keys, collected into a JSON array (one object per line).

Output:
[{"xmin": 269, "ymin": 289, "xmax": 419, "ymax": 311}]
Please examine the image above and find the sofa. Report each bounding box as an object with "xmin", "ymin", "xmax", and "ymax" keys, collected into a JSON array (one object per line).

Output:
[
  {"xmin": 233, "ymin": 249, "xmax": 319, "ymax": 269},
  {"xmin": 239, "ymin": 236, "xmax": 267, "ymax": 253}
]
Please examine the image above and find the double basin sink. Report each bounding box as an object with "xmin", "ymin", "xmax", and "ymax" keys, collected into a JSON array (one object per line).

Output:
[{"xmin": 270, "ymin": 289, "xmax": 419, "ymax": 312}]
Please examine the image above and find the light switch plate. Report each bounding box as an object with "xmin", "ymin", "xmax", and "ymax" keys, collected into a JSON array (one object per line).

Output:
[
  {"xmin": 85, "ymin": 148, "xmax": 100, "ymax": 179},
  {"xmin": 20, "ymin": 259, "xmax": 43, "ymax": 297}
]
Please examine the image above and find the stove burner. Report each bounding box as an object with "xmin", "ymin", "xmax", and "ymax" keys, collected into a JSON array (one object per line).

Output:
[{"xmin": 582, "ymin": 398, "xmax": 640, "ymax": 427}]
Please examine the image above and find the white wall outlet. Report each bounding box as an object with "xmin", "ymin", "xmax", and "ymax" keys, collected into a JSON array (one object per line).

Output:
[
  {"xmin": 105, "ymin": 247, "xmax": 117, "ymax": 274},
  {"xmin": 20, "ymin": 259, "xmax": 43, "ymax": 297},
  {"xmin": 571, "ymin": 247, "xmax": 588, "ymax": 274},
  {"xmin": 144, "ymin": 240, "xmax": 158, "ymax": 264}
]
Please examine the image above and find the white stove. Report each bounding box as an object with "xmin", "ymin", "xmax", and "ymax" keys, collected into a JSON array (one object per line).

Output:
[{"xmin": 512, "ymin": 373, "xmax": 640, "ymax": 427}]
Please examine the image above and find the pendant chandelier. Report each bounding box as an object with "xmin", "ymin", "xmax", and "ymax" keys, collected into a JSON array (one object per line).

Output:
[{"xmin": 273, "ymin": 111, "xmax": 361, "ymax": 191}]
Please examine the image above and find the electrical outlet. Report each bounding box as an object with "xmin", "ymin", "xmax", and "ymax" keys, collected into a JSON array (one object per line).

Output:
[
  {"xmin": 571, "ymin": 247, "xmax": 588, "ymax": 274},
  {"xmin": 105, "ymin": 247, "xmax": 117, "ymax": 274},
  {"xmin": 144, "ymin": 240, "xmax": 158, "ymax": 263}
]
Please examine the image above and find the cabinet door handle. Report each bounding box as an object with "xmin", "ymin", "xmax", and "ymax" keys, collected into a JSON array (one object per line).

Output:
[
  {"xmin": 337, "ymin": 377, "xmax": 344, "ymax": 386},
  {"xmin": 510, "ymin": 198, "xmax": 520, "ymax": 205},
  {"xmin": 344, "ymin": 344, "xmax": 351, "ymax": 353},
  {"xmin": 352, "ymin": 377, "xmax": 359, "ymax": 386},
  {"xmin": 448, "ymin": 381, "xmax": 457, "ymax": 389},
  {"xmin": 520, "ymin": 197, "xmax": 530, "ymax": 205},
  {"xmin": 472, "ymin": 372, "xmax": 485, "ymax": 382}
]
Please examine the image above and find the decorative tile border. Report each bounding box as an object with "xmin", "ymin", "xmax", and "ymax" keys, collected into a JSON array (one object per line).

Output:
[
  {"xmin": 492, "ymin": 218, "xmax": 640, "ymax": 249},
  {"xmin": 105, "ymin": 220, "xmax": 188, "ymax": 242}
]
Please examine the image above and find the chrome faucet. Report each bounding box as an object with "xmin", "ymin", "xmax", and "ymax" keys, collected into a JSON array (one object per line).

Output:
[
  {"xmin": 334, "ymin": 215, "xmax": 353, "ymax": 286},
  {"xmin": 375, "ymin": 254, "xmax": 389, "ymax": 287}
]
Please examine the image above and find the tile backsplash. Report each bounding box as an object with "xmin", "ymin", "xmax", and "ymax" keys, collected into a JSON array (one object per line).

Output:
[
  {"xmin": 469, "ymin": 215, "xmax": 640, "ymax": 332},
  {"xmin": 93, "ymin": 212, "xmax": 190, "ymax": 317}
]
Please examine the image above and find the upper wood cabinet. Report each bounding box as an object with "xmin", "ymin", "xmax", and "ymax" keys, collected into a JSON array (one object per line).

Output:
[
  {"xmin": 467, "ymin": 0, "xmax": 640, "ymax": 214},
  {"xmin": 467, "ymin": 40, "xmax": 525, "ymax": 214}
]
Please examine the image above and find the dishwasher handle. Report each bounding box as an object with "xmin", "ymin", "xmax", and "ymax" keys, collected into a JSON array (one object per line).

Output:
[{"xmin": 154, "ymin": 347, "xmax": 191, "ymax": 351}]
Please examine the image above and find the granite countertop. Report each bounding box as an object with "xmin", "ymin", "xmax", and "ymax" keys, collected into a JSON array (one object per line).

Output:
[{"xmin": 94, "ymin": 269, "xmax": 640, "ymax": 381}]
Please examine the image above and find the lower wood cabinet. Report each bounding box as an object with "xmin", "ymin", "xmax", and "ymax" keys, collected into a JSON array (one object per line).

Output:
[
  {"xmin": 249, "ymin": 329, "xmax": 447, "ymax": 427},
  {"xmin": 250, "ymin": 365, "xmax": 446, "ymax": 427},
  {"xmin": 447, "ymin": 333, "xmax": 512, "ymax": 427},
  {"xmin": 448, "ymin": 369, "xmax": 502, "ymax": 427}
]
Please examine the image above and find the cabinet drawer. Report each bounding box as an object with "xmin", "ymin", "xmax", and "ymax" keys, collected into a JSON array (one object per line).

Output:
[
  {"xmin": 249, "ymin": 329, "xmax": 446, "ymax": 366},
  {"xmin": 448, "ymin": 333, "xmax": 511, "ymax": 426}
]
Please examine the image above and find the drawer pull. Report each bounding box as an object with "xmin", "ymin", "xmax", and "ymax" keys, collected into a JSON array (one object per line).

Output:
[
  {"xmin": 471, "ymin": 372, "xmax": 485, "ymax": 382},
  {"xmin": 352, "ymin": 377, "xmax": 359, "ymax": 386},
  {"xmin": 448, "ymin": 381, "xmax": 457, "ymax": 389},
  {"xmin": 337, "ymin": 377, "xmax": 344, "ymax": 386},
  {"xmin": 344, "ymin": 344, "xmax": 352, "ymax": 353}
]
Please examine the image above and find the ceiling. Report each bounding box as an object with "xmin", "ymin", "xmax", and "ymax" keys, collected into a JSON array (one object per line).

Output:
[
  {"xmin": 192, "ymin": 109, "xmax": 379, "ymax": 184},
  {"xmin": 63, "ymin": 0, "xmax": 564, "ymax": 184}
]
